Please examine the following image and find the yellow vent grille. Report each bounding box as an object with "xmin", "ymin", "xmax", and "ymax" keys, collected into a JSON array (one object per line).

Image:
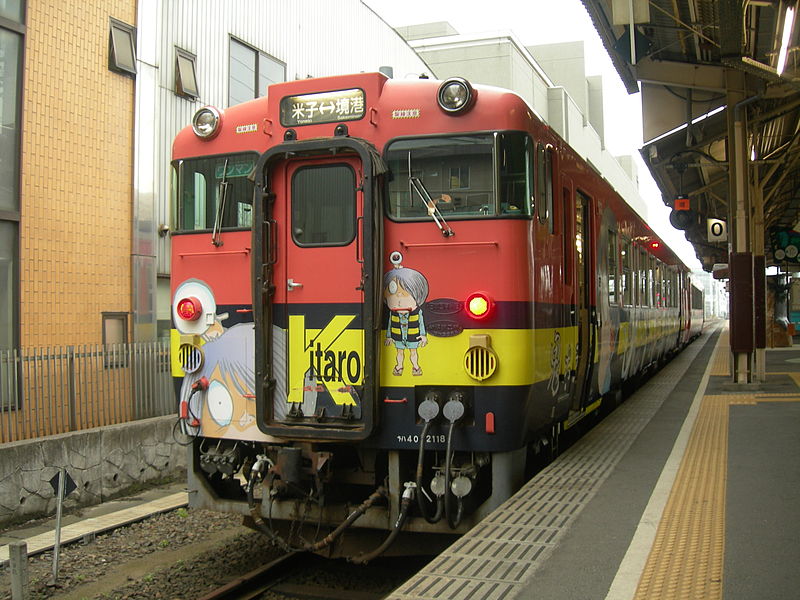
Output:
[
  {"xmin": 178, "ymin": 344, "xmax": 203, "ymax": 374},
  {"xmin": 464, "ymin": 346, "xmax": 497, "ymax": 381}
]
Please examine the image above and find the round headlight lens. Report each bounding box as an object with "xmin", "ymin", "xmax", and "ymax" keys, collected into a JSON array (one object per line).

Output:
[
  {"xmin": 437, "ymin": 78, "xmax": 475, "ymax": 114},
  {"xmin": 192, "ymin": 107, "xmax": 221, "ymax": 139}
]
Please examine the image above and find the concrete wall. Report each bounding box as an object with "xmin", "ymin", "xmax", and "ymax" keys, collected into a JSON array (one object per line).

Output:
[{"xmin": 0, "ymin": 416, "xmax": 185, "ymax": 529}]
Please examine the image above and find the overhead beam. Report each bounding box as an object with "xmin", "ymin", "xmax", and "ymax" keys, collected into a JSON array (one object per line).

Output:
[{"xmin": 635, "ymin": 57, "xmax": 727, "ymax": 91}]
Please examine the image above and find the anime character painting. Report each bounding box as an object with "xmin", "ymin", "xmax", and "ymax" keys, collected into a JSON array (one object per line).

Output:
[{"xmin": 383, "ymin": 251, "xmax": 429, "ymax": 376}]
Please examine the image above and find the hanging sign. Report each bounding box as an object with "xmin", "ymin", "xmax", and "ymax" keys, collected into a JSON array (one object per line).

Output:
[{"xmin": 707, "ymin": 218, "xmax": 727, "ymax": 243}]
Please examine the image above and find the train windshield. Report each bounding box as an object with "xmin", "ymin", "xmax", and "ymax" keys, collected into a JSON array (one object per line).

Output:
[
  {"xmin": 386, "ymin": 132, "xmax": 533, "ymax": 220},
  {"xmin": 174, "ymin": 153, "xmax": 257, "ymax": 232}
]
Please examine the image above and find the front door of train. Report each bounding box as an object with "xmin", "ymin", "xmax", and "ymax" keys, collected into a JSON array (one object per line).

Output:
[
  {"xmin": 252, "ymin": 140, "xmax": 381, "ymax": 440},
  {"xmin": 281, "ymin": 156, "xmax": 364, "ymax": 421}
]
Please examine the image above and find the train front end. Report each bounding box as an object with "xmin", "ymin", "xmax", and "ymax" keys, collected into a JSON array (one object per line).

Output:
[{"xmin": 171, "ymin": 73, "xmax": 543, "ymax": 556}]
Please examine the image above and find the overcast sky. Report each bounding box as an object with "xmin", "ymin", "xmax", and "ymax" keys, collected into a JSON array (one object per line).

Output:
[{"xmin": 363, "ymin": 0, "xmax": 701, "ymax": 268}]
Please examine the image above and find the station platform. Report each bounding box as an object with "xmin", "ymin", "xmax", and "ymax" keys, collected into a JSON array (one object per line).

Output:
[
  {"xmin": 388, "ymin": 320, "xmax": 800, "ymax": 600},
  {"xmin": 0, "ymin": 483, "xmax": 187, "ymax": 565}
]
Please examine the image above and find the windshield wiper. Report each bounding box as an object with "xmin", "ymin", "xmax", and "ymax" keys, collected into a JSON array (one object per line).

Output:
[
  {"xmin": 211, "ymin": 159, "xmax": 230, "ymax": 247},
  {"xmin": 410, "ymin": 176, "xmax": 454, "ymax": 237}
]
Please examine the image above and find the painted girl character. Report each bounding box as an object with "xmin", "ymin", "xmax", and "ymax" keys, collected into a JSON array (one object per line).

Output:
[{"xmin": 383, "ymin": 251, "xmax": 429, "ymax": 376}]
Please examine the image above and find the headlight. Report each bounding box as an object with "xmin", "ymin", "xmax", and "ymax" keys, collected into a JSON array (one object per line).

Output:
[
  {"xmin": 437, "ymin": 77, "xmax": 476, "ymax": 114},
  {"xmin": 192, "ymin": 106, "xmax": 221, "ymax": 139}
]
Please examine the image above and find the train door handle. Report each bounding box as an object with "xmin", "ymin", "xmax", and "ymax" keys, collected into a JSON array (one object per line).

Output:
[{"xmin": 287, "ymin": 278, "xmax": 303, "ymax": 291}]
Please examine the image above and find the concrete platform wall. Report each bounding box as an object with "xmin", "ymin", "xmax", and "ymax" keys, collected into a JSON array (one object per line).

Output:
[{"xmin": 0, "ymin": 416, "xmax": 186, "ymax": 529}]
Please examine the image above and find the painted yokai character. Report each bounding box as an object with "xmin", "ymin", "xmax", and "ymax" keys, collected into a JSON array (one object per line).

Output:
[{"xmin": 383, "ymin": 251, "xmax": 429, "ymax": 376}]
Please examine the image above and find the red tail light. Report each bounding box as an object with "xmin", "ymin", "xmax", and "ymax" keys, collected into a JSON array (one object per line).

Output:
[
  {"xmin": 465, "ymin": 292, "xmax": 492, "ymax": 320},
  {"xmin": 177, "ymin": 297, "xmax": 202, "ymax": 321}
]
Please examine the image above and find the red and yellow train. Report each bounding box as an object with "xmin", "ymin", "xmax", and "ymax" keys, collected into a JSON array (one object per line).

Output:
[{"xmin": 170, "ymin": 72, "xmax": 702, "ymax": 558}]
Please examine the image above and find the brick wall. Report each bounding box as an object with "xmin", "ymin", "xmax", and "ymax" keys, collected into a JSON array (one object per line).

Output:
[{"xmin": 21, "ymin": 0, "xmax": 136, "ymax": 348}]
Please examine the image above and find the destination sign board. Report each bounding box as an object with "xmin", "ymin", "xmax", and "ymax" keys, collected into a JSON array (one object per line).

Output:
[{"xmin": 280, "ymin": 88, "xmax": 365, "ymax": 127}]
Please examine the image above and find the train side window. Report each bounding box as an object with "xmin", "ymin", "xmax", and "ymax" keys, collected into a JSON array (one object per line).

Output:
[
  {"xmin": 621, "ymin": 238, "xmax": 632, "ymax": 306},
  {"xmin": 638, "ymin": 248, "xmax": 648, "ymax": 307},
  {"xmin": 607, "ymin": 230, "xmax": 617, "ymax": 304},
  {"xmin": 291, "ymin": 164, "xmax": 356, "ymax": 246},
  {"xmin": 498, "ymin": 132, "xmax": 532, "ymax": 216},
  {"xmin": 655, "ymin": 263, "xmax": 663, "ymax": 307},
  {"xmin": 563, "ymin": 187, "xmax": 571, "ymax": 284},
  {"xmin": 537, "ymin": 143, "xmax": 554, "ymax": 233}
]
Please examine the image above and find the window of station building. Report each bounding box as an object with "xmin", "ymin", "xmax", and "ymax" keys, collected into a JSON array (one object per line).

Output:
[
  {"xmin": 175, "ymin": 47, "xmax": 199, "ymax": 99},
  {"xmin": 1, "ymin": 15, "xmax": 22, "ymax": 358},
  {"xmin": 449, "ymin": 166, "xmax": 470, "ymax": 189},
  {"xmin": 229, "ymin": 37, "xmax": 285, "ymax": 106},
  {"xmin": 0, "ymin": 222, "xmax": 18, "ymax": 352},
  {"xmin": 291, "ymin": 164, "xmax": 355, "ymax": 247},
  {"xmin": 0, "ymin": 0, "xmax": 24, "ymax": 21},
  {"xmin": 108, "ymin": 18, "xmax": 136, "ymax": 76},
  {"xmin": 102, "ymin": 312, "xmax": 128, "ymax": 368},
  {"xmin": 536, "ymin": 143, "xmax": 554, "ymax": 232}
]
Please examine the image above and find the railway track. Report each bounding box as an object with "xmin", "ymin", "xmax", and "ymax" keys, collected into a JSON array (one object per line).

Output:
[{"xmin": 197, "ymin": 550, "xmax": 429, "ymax": 600}]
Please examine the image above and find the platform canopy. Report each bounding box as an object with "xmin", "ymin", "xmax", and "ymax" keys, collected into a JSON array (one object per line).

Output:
[{"xmin": 582, "ymin": 0, "xmax": 800, "ymax": 272}]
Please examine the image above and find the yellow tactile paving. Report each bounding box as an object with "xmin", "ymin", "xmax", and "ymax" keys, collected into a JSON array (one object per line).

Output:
[
  {"xmin": 768, "ymin": 372, "xmax": 800, "ymax": 389},
  {"xmin": 709, "ymin": 328, "xmax": 730, "ymax": 377},
  {"xmin": 634, "ymin": 327, "xmax": 799, "ymax": 600},
  {"xmin": 0, "ymin": 492, "xmax": 187, "ymax": 564}
]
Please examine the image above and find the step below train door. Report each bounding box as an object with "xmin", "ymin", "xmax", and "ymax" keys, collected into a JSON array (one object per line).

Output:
[{"xmin": 252, "ymin": 140, "xmax": 380, "ymax": 440}]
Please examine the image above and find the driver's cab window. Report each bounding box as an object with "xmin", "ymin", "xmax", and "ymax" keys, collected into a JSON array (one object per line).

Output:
[
  {"xmin": 175, "ymin": 154, "xmax": 256, "ymax": 232},
  {"xmin": 386, "ymin": 132, "xmax": 532, "ymax": 220},
  {"xmin": 387, "ymin": 135, "xmax": 495, "ymax": 218}
]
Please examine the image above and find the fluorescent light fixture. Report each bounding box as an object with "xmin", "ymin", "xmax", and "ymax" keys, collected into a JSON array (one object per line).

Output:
[
  {"xmin": 647, "ymin": 106, "xmax": 726, "ymax": 145},
  {"xmin": 777, "ymin": 6, "xmax": 795, "ymax": 75}
]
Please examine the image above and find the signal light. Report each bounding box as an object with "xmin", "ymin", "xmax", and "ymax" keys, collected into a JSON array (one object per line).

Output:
[
  {"xmin": 177, "ymin": 297, "xmax": 202, "ymax": 321},
  {"xmin": 670, "ymin": 194, "xmax": 694, "ymax": 230},
  {"xmin": 465, "ymin": 292, "xmax": 492, "ymax": 319}
]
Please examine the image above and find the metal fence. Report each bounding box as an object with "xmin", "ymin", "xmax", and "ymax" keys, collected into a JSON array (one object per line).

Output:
[{"xmin": 0, "ymin": 342, "xmax": 175, "ymax": 444}]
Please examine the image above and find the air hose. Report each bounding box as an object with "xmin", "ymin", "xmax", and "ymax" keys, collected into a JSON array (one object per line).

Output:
[
  {"xmin": 415, "ymin": 398, "xmax": 444, "ymax": 523},
  {"xmin": 350, "ymin": 482, "xmax": 415, "ymax": 564},
  {"xmin": 245, "ymin": 456, "xmax": 291, "ymax": 551},
  {"xmin": 303, "ymin": 486, "xmax": 387, "ymax": 552},
  {"xmin": 442, "ymin": 398, "xmax": 465, "ymax": 530}
]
